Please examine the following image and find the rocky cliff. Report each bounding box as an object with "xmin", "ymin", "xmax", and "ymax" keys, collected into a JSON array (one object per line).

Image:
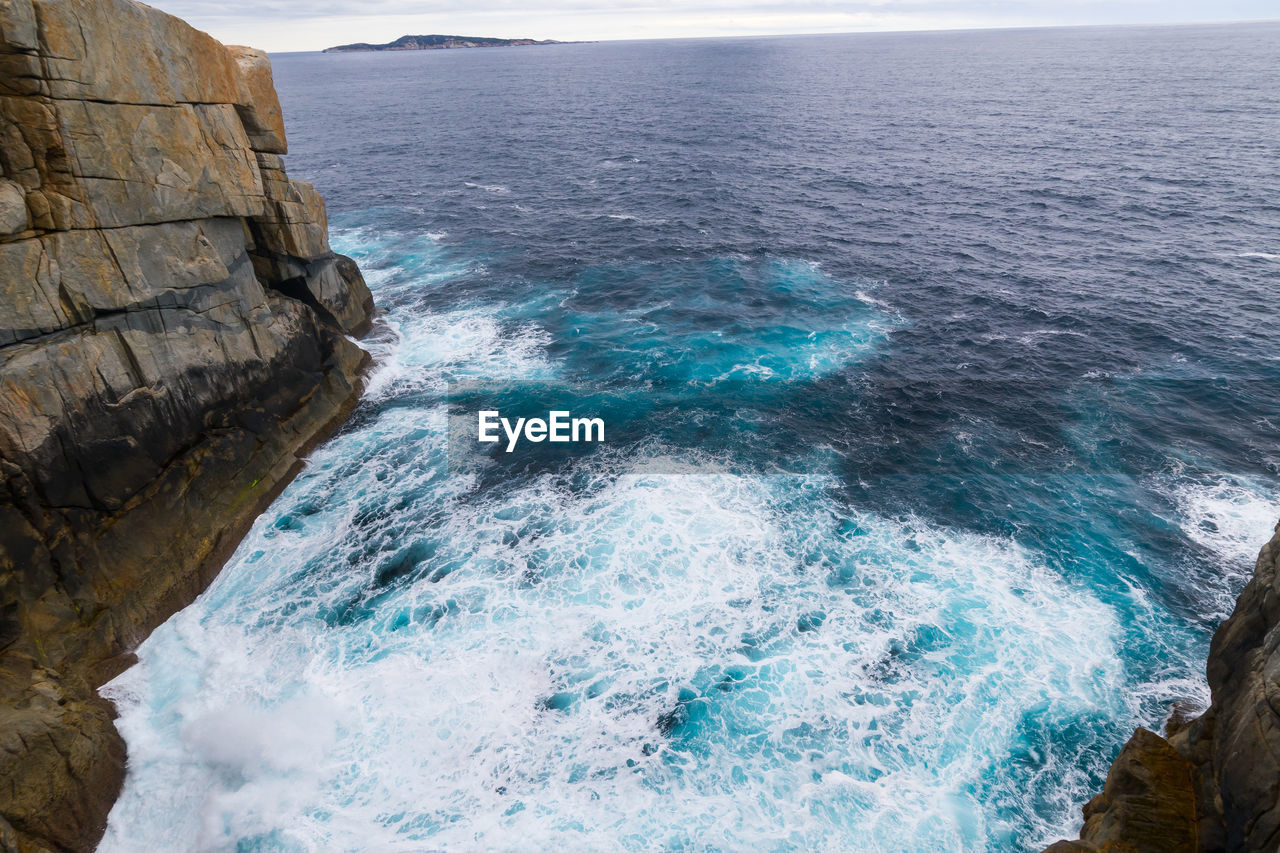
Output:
[
  {"xmin": 1046, "ymin": 522, "xmax": 1280, "ymax": 853},
  {"xmin": 0, "ymin": 1, "xmax": 373, "ymax": 850}
]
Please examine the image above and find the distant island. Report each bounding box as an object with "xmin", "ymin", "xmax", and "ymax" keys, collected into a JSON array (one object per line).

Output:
[{"xmin": 323, "ymin": 34, "xmax": 561, "ymax": 53}]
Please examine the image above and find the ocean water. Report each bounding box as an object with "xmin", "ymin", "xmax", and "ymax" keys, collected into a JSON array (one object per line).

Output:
[{"xmin": 101, "ymin": 23, "xmax": 1280, "ymax": 852}]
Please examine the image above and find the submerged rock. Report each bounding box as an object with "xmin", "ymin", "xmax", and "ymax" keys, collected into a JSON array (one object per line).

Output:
[{"xmin": 0, "ymin": 0, "xmax": 374, "ymax": 849}]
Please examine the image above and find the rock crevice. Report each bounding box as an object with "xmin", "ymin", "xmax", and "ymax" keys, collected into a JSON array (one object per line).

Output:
[{"xmin": 0, "ymin": 2, "xmax": 374, "ymax": 850}]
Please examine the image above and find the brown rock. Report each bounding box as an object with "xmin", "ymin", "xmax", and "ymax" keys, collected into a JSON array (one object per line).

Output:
[
  {"xmin": 55, "ymin": 100, "xmax": 264, "ymax": 228},
  {"xmin": 1163, "ymin": 699, "xmax": 1202, "ymax": 739},
  {"xmin": 0, "ymin": 1, "xmax": 375, "ymax": 850},
  {"xmin": 1074, "ymin": 727, "xmax": 1198, "ymax": 853},
  {"xmin": 0, "ymin": 178, "xmax": 24, "ymax": 234},
  {"xmin": 34, "ymin": 0, "xmax": 242, "ymax": 105},
  {"xmin": 254, "ymin": 176, "xmax": 332, "ymax": 261},
  {"xmin": 0, "ymin": 94, "xmax": 92, "ymax": 229},
  {"xmin": 1045, "ymin": 525, "xmax": 1280, "ymax": 853},
  {"xmin": 0, "ymin": 237, "xmax": 64, "ymax": 343},
  {"xmin": 1196, "ymin": 523, "xmax": 1280, "ymax": 851},
  {"xmin": 0, "ymin": 0, "xmax": 38, "ymax": 52},
  {"xmin": 228, "ymin": 46, "xmax": 288, "ymax": 154},
  {"xmin": 0, "ymin": 668, "xmax": 125, "ymax": 852}
]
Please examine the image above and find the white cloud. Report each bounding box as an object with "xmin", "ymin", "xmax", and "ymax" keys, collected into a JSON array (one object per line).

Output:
[{"xmin": 148, "ymin": 0, "xmax": 1279, "ymax": 52}]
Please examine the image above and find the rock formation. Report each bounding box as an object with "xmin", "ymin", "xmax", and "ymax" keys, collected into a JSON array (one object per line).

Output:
[
  {"xmin": 1046, "ymin": 522, "xmax": 1280, "ymax": 853},
  {"xmin": 0, "ymin": 1, "xmax": 373, "ymax": 849}
]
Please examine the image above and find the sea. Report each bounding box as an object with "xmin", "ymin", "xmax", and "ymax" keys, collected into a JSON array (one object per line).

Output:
[{"xmin": 101, "ymin": 22, "xmax": 1280, "ymax": 852}]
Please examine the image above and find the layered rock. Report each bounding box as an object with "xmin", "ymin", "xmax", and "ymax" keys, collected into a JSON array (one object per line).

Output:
[
  {"xmin": 1046, "ymin": 522, "xmax": 1280, "ymax": 853},
  {"xmin": 0, "ymin": 1, "xmax": 374, "ymax": 850}
]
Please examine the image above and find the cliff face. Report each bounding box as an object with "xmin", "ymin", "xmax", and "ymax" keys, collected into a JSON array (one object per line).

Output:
[
  {"xmin": 1047, "ymin": 522, "xmax": 1280, "ymax": 853},
  {"xmin": 0, "ymin": 1, "xmax": 373, "ymax": 850}
]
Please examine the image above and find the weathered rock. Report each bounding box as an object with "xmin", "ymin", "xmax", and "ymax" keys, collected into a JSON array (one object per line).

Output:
[
  {"xmin": 334, "ymin": 253, "xmax": 375, "ymax": 336},
  {"xmin": 1043, "ymin": 842, "xmax": 1095, "ymax": 853},
  {"xmin": 253, "ymin": 172, "xmax": 331, "ymax": 261},
  {"xmin": 0, "ymin": 0, "xmax": 38, "ymax": 52},
  {"xmin": 33, "ymin": 0, "xmax": 243, "ymax": 105},
  {"xmin": 0, "ymin": 1, "xmax": 375, "ymax": 850},
  {"xmin": 227, "ymin": 46, "xmax": 287, "ymax": 154},
  {"xmin": 1193, "ymin": 523, "xmax": 1280, "ymax": 851},
  {"xmin": 0, "ymin": 667, "xmax": 124, "ymax": 853},
  {"xmin": 1064, "ymin": 727, "xmax": 1198, "ymax": 853},
  {"xmin": 1046, "ymin": 523, "xmax": 1280, "ymax": 853},
  {"xmin": 0, "ymin": 178, "xmax": 23, "ymax": 234},
  {"xmin": 53, "ymin": 100, "xmax": 265, "ymax": 228}
]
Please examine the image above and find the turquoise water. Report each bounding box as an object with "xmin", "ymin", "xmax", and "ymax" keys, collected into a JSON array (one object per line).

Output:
[{"xmin": 102, "ymin": 24, "xmax": 1280, "ymax": 852}]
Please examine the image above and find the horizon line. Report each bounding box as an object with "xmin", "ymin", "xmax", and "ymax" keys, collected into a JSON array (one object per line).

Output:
[{"xmin": 275, "ymin": 16, "xmax": 1280, "ymax": 55}]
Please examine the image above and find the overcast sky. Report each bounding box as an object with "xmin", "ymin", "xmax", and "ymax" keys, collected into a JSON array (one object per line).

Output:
[{"xmin": 149, "ymin": 0, "xmax": 1278, "ymax": 53}]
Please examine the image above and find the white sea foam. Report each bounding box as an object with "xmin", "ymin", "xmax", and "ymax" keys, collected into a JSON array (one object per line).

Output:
[
  {"xmin": 1172, "ymin": 477, "xmax": 1276, "ymax": 575},
  {"xmin": 101, "ymin": 234, "xmax": 1135, "ymax": 851},
  {"xmin": 326, "ymin": 227, "xmax": 558, "ymax": 400},
  {"xmin": 595, "ymin": 213, "xmax": 669, "ymax": 225},
  {"xmin": 853, "ymin": 288, "xmax": 895, "ymax": 313},
  {"xmin": 1015, "ymin": 329, "xmax": 1089, "ymax": 346},
  {"xmin": 465, "ymin": 181, "xmax": 512, "ymax": 194},
  {"xmin": 103, "ymin": 435, "xmax": 1128, "ymax": 850},
  {"xmin": 331, "ymin": 226, "xmax": 476, "ymax": 300},
  {"xmin": 362, "ymin": 308, "xmax": 557, "ymax": 400}
]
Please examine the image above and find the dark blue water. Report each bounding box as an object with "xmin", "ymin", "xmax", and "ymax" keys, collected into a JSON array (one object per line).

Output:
[{"xmin": 103, "ymin": 23, "xmax": 1280, "ymax": 851}]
